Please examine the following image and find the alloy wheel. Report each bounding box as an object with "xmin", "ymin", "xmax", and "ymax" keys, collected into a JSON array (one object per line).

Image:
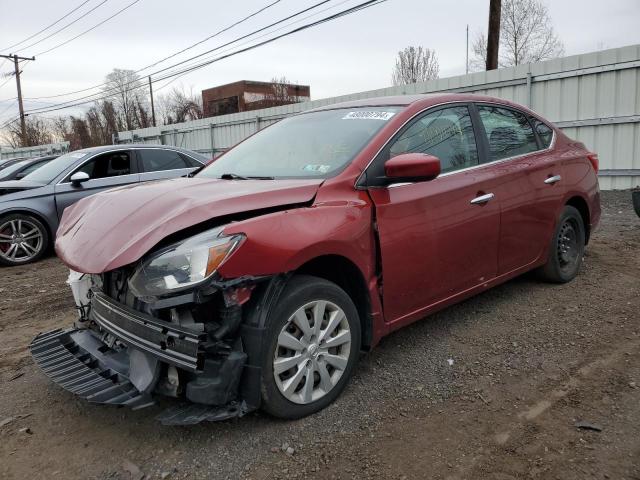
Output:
[
  {"xmin": 0, "ymin": 218, "xmax": 44, "ymax": 263},
  {"xmin": 273, "ymin": 300, "xmax": 352, "ymax": 405}
]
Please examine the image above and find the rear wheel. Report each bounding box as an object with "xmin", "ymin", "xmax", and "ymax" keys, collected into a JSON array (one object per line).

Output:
[
  {"xmin": 260, "ymin": 275, "xmax": 361, "ymax": 419},
  {"xmin": 0, "ymin": 214, "xmax": 49, "ymax": 266},
  {"xmin": 536, "ymin": 206, "xmax": 585, "ymax": 283}
]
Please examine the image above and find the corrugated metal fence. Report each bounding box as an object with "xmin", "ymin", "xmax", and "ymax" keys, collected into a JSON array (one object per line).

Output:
[
  {"xmin": 116, "ymin": 44, "xmax": 640, "ymax": 190},
  {"xmin": 0, "ymin": 141, "xmax": 71, "ymax": 160}
]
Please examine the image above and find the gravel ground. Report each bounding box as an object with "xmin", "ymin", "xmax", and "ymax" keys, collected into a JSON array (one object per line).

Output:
[{"xmin": 0, "ymin": 190, "xmax": 639, "ymax": 480}]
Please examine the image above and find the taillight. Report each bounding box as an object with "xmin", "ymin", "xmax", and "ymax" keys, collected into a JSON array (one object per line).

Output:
[{"xmin": 587, "ymin": 153, "xmax": 599, "ymax": 173}]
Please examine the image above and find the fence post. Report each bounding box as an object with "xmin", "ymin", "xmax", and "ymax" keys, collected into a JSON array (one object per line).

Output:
[{"xmin": 209, "ymin": 124, "xmax": 215, "ymax": 158}]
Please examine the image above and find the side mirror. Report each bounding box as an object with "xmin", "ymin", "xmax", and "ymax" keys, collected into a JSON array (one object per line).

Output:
[
  {"xmin": 384, "ymin": 153, "xmax": 441, "ymax": 183},
  {"xmin": 70, "ymin": 171, "xmax": 90, "ymax": 187},
  {"xmin": 15, "ymin": 172, "xmax": 26, "ymax": 180}
]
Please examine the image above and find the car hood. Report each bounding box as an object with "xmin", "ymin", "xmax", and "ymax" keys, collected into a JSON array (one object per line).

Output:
[
  {"xmin": 0, "ymin": 180, "xmax": 46, "ymax": 197},
  {"xmin": 56, "ymin": 176, "xmax": 323, "ymax": 273}
]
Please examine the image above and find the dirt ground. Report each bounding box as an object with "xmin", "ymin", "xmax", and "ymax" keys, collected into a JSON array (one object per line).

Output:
[{"xmin": 1, "ymin": 190, "xmax": 638, "ymax": 480}]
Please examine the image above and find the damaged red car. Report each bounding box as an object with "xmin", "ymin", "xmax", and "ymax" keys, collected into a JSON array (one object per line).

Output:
[{"xmin": 31, "ymin": 94, "xmax": 601, "ymax": 424}]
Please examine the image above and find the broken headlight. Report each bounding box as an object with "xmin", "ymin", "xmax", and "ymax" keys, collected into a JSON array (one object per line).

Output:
[{"xmin": 128, "ymin": 227, "xmax": 244, "ymax": 297}]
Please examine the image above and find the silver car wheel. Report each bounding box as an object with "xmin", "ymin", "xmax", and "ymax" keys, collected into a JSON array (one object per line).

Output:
[
  {"xmin": 273, "ymin": 300, "xmax": 352, "ymax": 405},
  {"xmin": 0, "ymin": 218, "xmax": 44, "ymax": 263}
]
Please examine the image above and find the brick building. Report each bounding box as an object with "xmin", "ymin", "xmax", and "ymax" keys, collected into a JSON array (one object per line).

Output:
[{"xmin": 202, "ymin": 80, "xmax": 310, "ymax": 118}]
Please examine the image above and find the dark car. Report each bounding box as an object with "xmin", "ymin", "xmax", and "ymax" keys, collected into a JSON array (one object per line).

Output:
[
  {"xmin": 31, "ymin": 94, "xmax": 600, "ymax": 424},
  {"xmin": 0, "ymin": 156, "xmax": 28, "ymax": 170},
  {"xmin": 0, "ymin": 145, "xmax": 207, "ymax": 266},
  {"xmin": 0, "ymin": 155, "xmax": 57, "ymax": 182}
]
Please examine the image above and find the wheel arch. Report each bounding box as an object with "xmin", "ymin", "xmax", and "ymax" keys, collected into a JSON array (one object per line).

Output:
[
  {"xmin": 565, "ymin": 195, "xmax": 591, "ymax": 244},
  {"xmin": 295, "ymin": 254, "xmax": 374, "ymax": 351}
]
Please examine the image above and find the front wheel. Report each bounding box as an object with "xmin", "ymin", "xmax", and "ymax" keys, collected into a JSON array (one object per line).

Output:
[
  {"xmin": 0, "ymin": 214, "xmax": 49, "ymax": 267},
  {"xmin": 536, "ymin": 205, "xmax": 585, "ymax": 283},
  {"xmin": 260, "ymin": 275, "xmax": 361, "ymax": 419}
]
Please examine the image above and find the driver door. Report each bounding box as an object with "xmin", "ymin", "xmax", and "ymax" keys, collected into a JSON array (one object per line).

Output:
[
  {"xmin": 365, "ymin": 105, "xmax": 501, "ymax": 326},
  {"xmin": 54, "ymin": 150, "xmax": 140, "ymax": 219}
]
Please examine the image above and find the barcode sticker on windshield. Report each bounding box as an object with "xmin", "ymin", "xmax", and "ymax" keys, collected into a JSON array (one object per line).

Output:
[{"xmin": 342, "ymin": 111, "xmax": 395, "ymax": 121}]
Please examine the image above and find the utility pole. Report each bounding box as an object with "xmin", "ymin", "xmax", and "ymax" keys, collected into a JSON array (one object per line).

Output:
[
  {"xmin": 466, "ymin": 24, "xmax": 469, "ymax": 74},
  {"xmin": 486, "ymin": 0, "xmax": 501, "ymax": 70},
  {"xmin": 0, "ymin": 53, "xmax": 35, "ymax": 146},
  {"xmin": 148, "ymin": 76, "xmax": 156, "ymax": 127}
]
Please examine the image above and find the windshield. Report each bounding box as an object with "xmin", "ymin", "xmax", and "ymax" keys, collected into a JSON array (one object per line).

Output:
[
  {"xmin": 23, "ymin": 151, "xmax": 89, "ymax": 184},
  {"xmin": 197, "ymin": 107, "xmax": 401, "ymax": 180}
]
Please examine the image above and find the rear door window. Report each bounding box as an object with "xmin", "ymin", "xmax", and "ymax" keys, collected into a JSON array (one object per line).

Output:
[
  {"xmin": 139, "ymin": 149, "xmax": 189, "ymax": 172},
  {"xmin": 477, "ymin": 105, "xmax": 538, "ymax": 162}
]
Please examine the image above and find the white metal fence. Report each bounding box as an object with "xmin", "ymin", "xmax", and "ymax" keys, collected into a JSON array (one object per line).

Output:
[
  {"xmin": 115, "ymin": 44, "xmax": 640, "ymax": 190},
  {"xmin": 0, "ymin": 141, "xmax": 71, "ymax": 160}
]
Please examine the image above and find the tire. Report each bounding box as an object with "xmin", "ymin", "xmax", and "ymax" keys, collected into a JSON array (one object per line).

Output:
[
  {"xmin": 632, "ymin": 190, "xmax": 640, "ymax": 218},
  {"xmin": 536, "ymin": 205, "xmax": 585, "ymax": 283},
  {"xmin": 260, "ymin": 275, "xmax": 361, "ymax": 419},
  {"xmin": 0, "ymin": 213, "xmax": 49, "ymax": 267}
]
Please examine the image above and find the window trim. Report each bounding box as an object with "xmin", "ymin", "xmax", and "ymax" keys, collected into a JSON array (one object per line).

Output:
[
  {"xmin": 57, "ymin": 147, "xmax": 204, "ymax": 185},
  {"xmin": 357, "ymin": 100, "xmax": 557, "ymax": 189},
  {"xmin": 474, "ymin": 102, "xmax": 542, "ymax": 164},
  {"xmin": 359, "ymin": 102, "xmax": 481, "ymax": 187},
  {"xmin": 58, "ymin": 148, "xmax": 135, "ymax": 185}
]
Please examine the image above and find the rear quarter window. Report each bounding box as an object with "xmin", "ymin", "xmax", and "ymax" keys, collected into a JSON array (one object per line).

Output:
[{"xmin": 532, "ymin": 119, "xmax": 554, "ymax": 148}]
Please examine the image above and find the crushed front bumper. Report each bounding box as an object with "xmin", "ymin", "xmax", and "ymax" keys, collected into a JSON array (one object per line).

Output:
[
  {"xmin": 30, "ymin": 288, "xmax": 252, "ymax": 425},
  {"xmin": 30, "ymin": 328, "xmax": 153, "ymax": 409}
]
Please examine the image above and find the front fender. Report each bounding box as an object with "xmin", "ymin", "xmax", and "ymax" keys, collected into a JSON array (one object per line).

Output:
[
  {"xmin": 218, "ymin": 196, "xmax": 376, "ymax": 281},
  {"xmin": 0, "ymin": 198, "xmax": 58, "ymax": 236}
]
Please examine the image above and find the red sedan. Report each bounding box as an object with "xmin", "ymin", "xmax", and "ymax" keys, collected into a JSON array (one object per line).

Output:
[{"xmin": 32, "ymin": 94, "xmax": 600, "ymax": 424}]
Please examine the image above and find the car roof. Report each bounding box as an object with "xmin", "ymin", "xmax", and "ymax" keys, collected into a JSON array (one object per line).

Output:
[
  {"xmin": 69, "ymin": 144, "xmax": 207, "ymax": 161},
  {"xmin": 75, "ymin": 144, "xmax": 198, "ymax": 154},
  {"xmin": 307, "ymin": 93, "xmax": 534, "ymax": 114}
]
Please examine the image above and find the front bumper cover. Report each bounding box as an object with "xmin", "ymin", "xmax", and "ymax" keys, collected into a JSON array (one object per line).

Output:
[
  {"xmin": 30, "ymin": 328, "xmax": 153, "ymax": 409},
  {"xmin": 30, "ymin": 289, "xmax": 251, "ymax": 425}
]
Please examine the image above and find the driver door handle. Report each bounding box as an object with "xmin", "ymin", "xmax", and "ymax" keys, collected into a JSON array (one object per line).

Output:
[
  {"xmin": 544, "ymin": 174, "xmax": 562, "ymax": 184},
  {"xmin": 470, "ymin": 193, "xmax": 495, "ymax": 205}
]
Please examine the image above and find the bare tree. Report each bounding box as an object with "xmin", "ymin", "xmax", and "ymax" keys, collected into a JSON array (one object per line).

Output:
[
  {"xmin": 102, "ymin": 69, "xmax": 150, "ymax": 130},
  {"xmin": 472, "ymin": 0, "xmax": 564, "ymax": 70},
  {"xmin": 391, "ymin": 46, "xmax": 439, "ymax": 86},
  {"xmin": 3, "ymin": 116, "xmax": 54, "ymax": 148},
  {"xmin": 156, "ymin": 86, "xmax": 203, "ymax": 125}
]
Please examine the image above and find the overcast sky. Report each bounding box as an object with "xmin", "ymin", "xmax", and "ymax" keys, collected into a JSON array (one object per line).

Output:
[{"xmin": 0, "ymin": 0, "xmax": 638, "ymax": 124}]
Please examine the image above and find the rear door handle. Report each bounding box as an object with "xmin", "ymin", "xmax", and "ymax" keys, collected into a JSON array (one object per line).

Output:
[
  {"xmin": 544, "ymin": 174, "xmax": 562, "ymax": 184},
  {"xmin": 470, "ymin": 193, "xmax": 495, "ymax": 205}
]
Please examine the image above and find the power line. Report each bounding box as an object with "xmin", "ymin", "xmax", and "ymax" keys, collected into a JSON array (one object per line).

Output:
[
  {"xmin": 158, "ymin": 0, "xmax": 353, "ymax": 86},
  {"xmin": 0, "ymin": 100, "xmax": 17, "ymax": 117},
  {"xmin": 0, "ymin": 0, "xmax": 93, "ymax": 53},
  {"xmin": 25, "ymin": 0, "xmax": 336, "ymax": 109},
  {"xmin": 24, "ymin": 0, "xmax": 388, "ymax": 116},
  {"xmin": 0, "ymin": 73, "xmax": 16, "ymax": 91},
  {"xmin": 139, "ymin": 0, "xmax": 282, "ymax": 74},
  {"xmin": 36, "ymin": 0, "xmax": 144, "ymax": 56},
  {"xmin": 9, "ymin": 0, "xmax": 110, "ymax": 54},
  {"xmin": 25, "ymin": 0, "xmax": 285, "ymax": 101}
]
